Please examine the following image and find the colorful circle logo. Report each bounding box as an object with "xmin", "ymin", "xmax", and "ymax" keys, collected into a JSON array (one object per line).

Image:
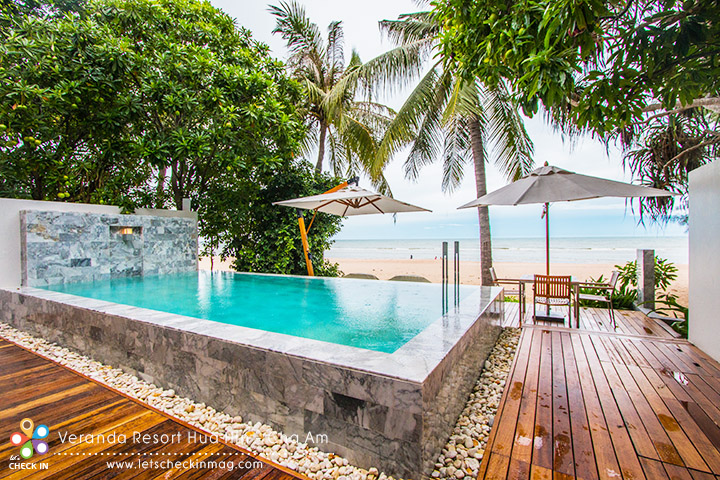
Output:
[{"xmin": 10, "ymin": 418, "xmax": 49, "ymax": 459}]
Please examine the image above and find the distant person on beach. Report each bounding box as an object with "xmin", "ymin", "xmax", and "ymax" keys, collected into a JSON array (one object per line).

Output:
[{"xmin": 410, "ymin": 255, "xmax": 413, "ymax": 259}]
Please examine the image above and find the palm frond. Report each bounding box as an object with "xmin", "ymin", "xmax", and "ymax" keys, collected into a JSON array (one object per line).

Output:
[
  {"xmin": 303, "ymin": 79, "xmax": 327, "ymax": 109},
  {"xmin": 379, "ymin": 11, "xmax": 438, "ymax": 46},
  {"xmin": 481, "ymin": 82, "xmax": 535, "ymax": 180},
  {"xmin": 441, "ymin": 115, "xmax": 471, "ymax": 192},
  {"xmin": 367, "ymin": 170, "xmax": 393, "ymax": 196},
  {"xmin": 347, "ymin": 49, "xmax": 362, "ymax": 68},
  {"xmin": 352, "ymin": 101, "xmax": 396, "ymax": 129},
  {"xmin": 338, "ymin": 114, "xmax": 378, "ymax": 163},
  {"xmin": 372, "ymin": 63, "xmax": 445, "ymax": 176},
  {"xmin": 401, "ymin": 68, "xmax": 455, "ymax": 181},
  {"xmin": 269, "ymin": 1, "xmax": 324, "ymax": 61},
  {"xmin": 296, "ymin": 120, "xmax": 319, "ymax": 160},
  {"xmin": 442, "ymin": 78, "xmax": 486, "ymax": 126},
  {"xmin": 326, "ymin": 20, "xmax": 345, "ymax": 81}
]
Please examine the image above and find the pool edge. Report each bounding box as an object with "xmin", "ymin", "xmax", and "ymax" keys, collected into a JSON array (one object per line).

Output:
[{"xmin": 0, "ymin": 284, "xmax": 504, "ymax": 479}]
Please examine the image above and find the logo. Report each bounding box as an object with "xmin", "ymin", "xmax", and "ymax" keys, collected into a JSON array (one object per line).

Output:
[{"xmin": 10, "ymin": 418, "xmax": 49, "ymax": 459}]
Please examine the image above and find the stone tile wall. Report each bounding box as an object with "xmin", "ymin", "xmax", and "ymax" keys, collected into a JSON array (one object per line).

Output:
[
  {"xmin": 20, "ymin": 210, "xmax": 197, "ymax": 286},
  {"xmin": 0, "ymin": 287, "xmax": 502, "ymax": 479}
]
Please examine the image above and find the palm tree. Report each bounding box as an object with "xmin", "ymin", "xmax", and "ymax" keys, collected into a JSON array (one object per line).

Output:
[
  {"xmin": 269, "ymin": 1, "xmax": 394, "ymax": 192},
  {"xmin": 367, "ymin": 11, "xmax": 535, "ymax": 285}
]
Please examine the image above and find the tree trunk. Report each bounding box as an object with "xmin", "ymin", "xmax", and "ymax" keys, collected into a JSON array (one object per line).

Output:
[
  {"xmin": 30, "ymin": 173, "xmax": 44, "ymax": 200},
  {"xmin": 316, "ymin": 121, "xmax": 328, "ymax": 173},
  {"xmin": 170, "ymin": 160, "xmax": 183, "ymax": 210},
  {"xmin": 468, "ymin": 116, "xmax": 493, "ymax": 286},
  {"xmin": 155, "ymin": 166, "xmax": 166, "ymax": 209}
]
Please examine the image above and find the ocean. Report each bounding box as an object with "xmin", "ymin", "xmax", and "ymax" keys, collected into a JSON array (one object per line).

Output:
[{"xmin": 327, "ymin": 236, "xmax": 689, "ymax": 265}]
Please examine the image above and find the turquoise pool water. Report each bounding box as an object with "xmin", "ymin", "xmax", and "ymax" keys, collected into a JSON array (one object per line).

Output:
[{"xmin": 43, "ymin": 272, "xmax": 474, "ymax": 353}]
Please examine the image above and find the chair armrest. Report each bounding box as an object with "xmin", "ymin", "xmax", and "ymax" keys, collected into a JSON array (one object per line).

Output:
[{"xmin": 578, "ymin": 282, "xmax": 611, "ymax": 289}]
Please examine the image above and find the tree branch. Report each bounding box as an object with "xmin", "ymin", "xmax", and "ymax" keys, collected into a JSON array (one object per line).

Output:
[
  {"xmin": 641, "ymin": 97, "xmax": 720, "ymax": 114},
  {"xmin": 667, "ymin": 132, "xmax": 720, "ymax": 164}
]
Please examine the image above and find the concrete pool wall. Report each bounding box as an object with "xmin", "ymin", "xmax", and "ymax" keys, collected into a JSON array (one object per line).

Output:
[{"xmin": 0, "ymin": 282, "xmax": 503, "ymax": 479}]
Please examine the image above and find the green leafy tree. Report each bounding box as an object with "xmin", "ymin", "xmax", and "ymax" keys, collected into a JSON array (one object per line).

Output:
[
  {"xmin": 368, "ymin": 11, "xmax": 534, "ymax": 285},
  {"xmin": 269, "ymin": 0, "xmax": 394, "ymax": 193},
  {"xmin": 98, "ymin": 0, "xmax": 304, "ymax": 210},
  {"xmin": 1, "ymin": 0, "xmax": 342, "ymax": 277},
  {"xmin": 0, "ymin": 11, "xmax": 146, "ymax": 205},
  {"xmin": 434, "ymin": 0, "xmax": 720, "ymax": 220},
  {"xmin": 198, "ymin": 159, "xmax": 342, "ymax": 276}
]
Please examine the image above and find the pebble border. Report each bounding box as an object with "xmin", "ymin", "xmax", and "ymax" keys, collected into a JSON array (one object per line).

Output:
[{"xmin": 0, "ymin": 322, "xmax": 519, "ymax": 480}]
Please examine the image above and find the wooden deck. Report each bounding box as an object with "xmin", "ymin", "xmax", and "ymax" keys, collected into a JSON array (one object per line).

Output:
[
  {"xmin": 0, "ymin": 339, "xmax": 305, "ymax": 480},
  {"xmin": 482, "ymin": 305, "xmax": 720, "ymax": 479},
  {"xmin": 501, "ymin": 301, "xmax": 681, "ymax": 338}
]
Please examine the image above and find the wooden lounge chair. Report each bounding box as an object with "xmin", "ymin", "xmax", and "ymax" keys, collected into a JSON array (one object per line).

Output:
[
  {"xmin": 533, "ymin": 274, "xmax": 572, "ymax": 324},
  {"xmin": 489, "ymin": 267, "xmax": 525, "ymax": 325},
  {"xmin": 578, "ymin": 271, "xmax": 620, "ymax": 328}
]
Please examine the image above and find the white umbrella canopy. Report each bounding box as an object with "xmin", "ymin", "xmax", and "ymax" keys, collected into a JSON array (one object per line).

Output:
[
  {"xmin": 458, "ymin": 163, "xmax": 677, "ymax": 276},
  {"xmin": 273, "ymin": 185, "xmax": 431, "ymax": 216}
]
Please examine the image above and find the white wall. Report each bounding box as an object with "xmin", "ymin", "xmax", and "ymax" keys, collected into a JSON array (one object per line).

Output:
[
  {"xmin": 688, "ymin": 161, "xmax": 720, "ymax": 363},
  {"xmin": 0, "ymin": 198, "xmax": 195, "ymax": 289}
]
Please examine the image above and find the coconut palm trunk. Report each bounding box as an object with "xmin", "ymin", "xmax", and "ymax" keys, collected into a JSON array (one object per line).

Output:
[
  {"xmin": 316, "ymin": 121, "xmax": 328, "ymax": 172},
  {"xmin": 469, "ymin": 116, "xmax": 493, "ymax": 285}
]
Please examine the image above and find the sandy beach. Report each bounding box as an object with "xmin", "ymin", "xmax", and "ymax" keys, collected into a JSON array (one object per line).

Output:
[{"xmin": 199, "ymin": 257, "xmax": 689, "ymax": 306}]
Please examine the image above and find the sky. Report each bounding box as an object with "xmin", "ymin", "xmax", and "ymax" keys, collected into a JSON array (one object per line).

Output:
[{"xmin": 210, "ymin": 0, "xmax": 687, "ymax": 240}]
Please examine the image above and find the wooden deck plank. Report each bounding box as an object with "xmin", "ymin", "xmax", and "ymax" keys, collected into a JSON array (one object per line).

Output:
[
  {"xmin": 485, "ymin": 451, "xmax": 511, "ymax": 480},
  {"xmin": 569, "ymin": 334, "xmax": 623, "ymax": 480},
  {"xmin": 625, "ymin": 364, "xmax": 711, "ymax": 472},
  {"xmin": 488, "ymin": 327, "xmax": 534, "ymax": 458},
  {"xmin": 598, "ymin": 360, "xmax": 661, "ymax": 462},
  {"xmin": 612, "ymin": 363, "xmax": 684, "ymax": 466},
  {"xmin": 559, "ymin": 332, "xmax": 598, "ymax": 480},
  {"xmin": 532, "ymin": 330, "xmax": 554, "ymax": 472},
  {"xmin": 639, "ymin": 457, "xmax": 670, "ymax": 480},
  {"xmin": 550, "ymin": 332, "xmax": 574, "ymax": 477},
  {"xmin": 688, "ymin": 469, "xmax": 717, "ymax": 480},
  {"xmin": 663, "ymin": 463, "xmax": 698, "ymax": 480},
  {"xmin": 511, "ymin": 329, "xmax": 543, "ymax": 465},
  {"xmin": 507, "ymin": 456, "xmax": 531, "ymax": 480},
  {"xmin": 488, "ymin": 303, "xmax": 720, "ymax": 480},
  {"xmin": 580, "ymin": 334, "xmax": 646, "ymax": 479},
  {"xmin": 0, "ymin": 339, "xmax": 303, "ymax": 480}
]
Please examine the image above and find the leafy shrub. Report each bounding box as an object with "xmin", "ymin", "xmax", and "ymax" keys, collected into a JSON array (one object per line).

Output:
[
  {"xmin": 578, "ymin": 274, "xmax": 637, "ymax": 310},
  {"xmin": 615, "ymin": 257, "xmax": 678, "ymax": 291},
  {"xmin": 580, "ymin": 256, "xmax": 680, "ymax": 312},
  {"xmin": 644, "ymin": 292, "xmax": 688, "ymax": 338},
  {"xmin": 580, "ymin": 257, "xmax": 688, "ymax": 337},
  {"xmin": 198, "ymin": 160, "xmax": 343, "ymax": 277}
]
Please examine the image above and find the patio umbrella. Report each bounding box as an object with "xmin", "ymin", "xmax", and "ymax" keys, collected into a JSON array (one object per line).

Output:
[
  {"xmin": 274, "ymin": 178, "xmax": 430, "ymax": 275},
  {"xmin": 274, "ymin": 184, "xmax": 431, "ymax": 216},
  {"xmin": 458, "ymin": 163, "xmax": 676, "ymax": 276}
]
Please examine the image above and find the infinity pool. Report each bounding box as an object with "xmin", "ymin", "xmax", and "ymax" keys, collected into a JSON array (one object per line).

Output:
[{"xmin": 43, "ymin": 271, "xmax": 474, "ymax": 353}]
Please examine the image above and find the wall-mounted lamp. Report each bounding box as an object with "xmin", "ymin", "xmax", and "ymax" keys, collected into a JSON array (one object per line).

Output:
[{"xmin": 118, "ymin": 227, "xmax": 134, "ymax": 235}]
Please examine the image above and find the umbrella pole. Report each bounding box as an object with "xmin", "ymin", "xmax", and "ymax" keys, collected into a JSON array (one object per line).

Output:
[
  {"xmin": 297, "ymin": 210, "xmax": 314, "ymax": 276},
  {"xmin": 545, "ymin": 202, "xmax": 550, "ymax": 276},
  {"xmin": 545, "ymin": 202, "xmax": 550, "ymax": 316}
]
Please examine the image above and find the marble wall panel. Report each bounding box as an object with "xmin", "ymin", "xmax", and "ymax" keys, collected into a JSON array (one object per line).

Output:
[{"xmin": 20, "ymin": 210, "xmax": 197, "ymax": 286}]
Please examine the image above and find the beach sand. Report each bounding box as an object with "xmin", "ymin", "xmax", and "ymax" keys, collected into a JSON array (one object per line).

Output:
[{"xmin": 199, "ymin": 257, "xmax": 689, "ymax": 306}]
